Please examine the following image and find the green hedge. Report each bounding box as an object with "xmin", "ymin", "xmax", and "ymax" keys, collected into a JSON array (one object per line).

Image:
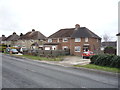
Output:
[{"xmin": 90, "ymin": 54, "xmax": 120, "ymax": 68}]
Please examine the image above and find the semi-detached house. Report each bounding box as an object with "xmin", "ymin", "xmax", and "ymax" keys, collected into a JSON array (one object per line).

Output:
[
  {"xmin": 0, "ymin": 35, "xmax": 6, "ymax": 44},
  {"xmin": 5, "ymin": 32, "xmax": 20, "ymax": 47},
  {"xmin": 18, "ymin": 29, "xmax": 46, "ymax": 49},
  {"xmin": 44, "ymin": 24, "xmax": 101, "ymax": 56}
]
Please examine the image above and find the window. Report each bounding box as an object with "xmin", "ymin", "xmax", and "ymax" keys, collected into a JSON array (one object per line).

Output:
[
  {"xmin": 39, "ymin": 39, "xmax": 43, "ymax": 41},
  {"xmin": 75, "ymin": 46, "xmax": 81, "ymax": 52},
  {"xmin": 85, "ymin": 38, "xmax": 88, "ymax": 42},
  {"xmin": 62, "ymin": 46, "xmax": 68, "ymax": 50},
  {"xmin": 63, "ymin": 38, "xmax": 68, "ymax": 42},
  {"xmin": 48, "ymin": 39, "xmax": 52, "ymax": 42},
  {"xmin": 45, "ymin": 47, "xmax": 50, "ymax": 50},
  {"xmin": 31, "ymin": 40, "xmax": 34, "ymax": 42},
  {"xmin": 75, "ymin": 38, "xmax": 81, "ymax": 42},
  {"xmin": 57, "ymin": 38, "xmax": 59, "ymax": 42},
  {"xmin": 97, "ymin": 39, "xmax": 98, "ymax": 42}
]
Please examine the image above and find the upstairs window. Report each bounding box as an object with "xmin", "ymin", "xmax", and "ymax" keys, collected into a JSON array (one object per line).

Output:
[
  {"xmin": 75, "ymin": 38, "xmax": 81, "ymax": 42},
  {"xmin": 48, "ymin": 39, "xmax": 52, "ymax": 42},
  {"xmin": 97, "ymin": 39, "xmax": 99, "ymax": 42},
  {"xmin": 57, "ymin": 38, "xmax": 59, "ymax": 42},
  {"xmin": 63, "ymin": 38, "xmax": 68, "ymax": 42},
  {"xmin": 85, "ymin": 38, "xmax": 88, "ymax": 42}
]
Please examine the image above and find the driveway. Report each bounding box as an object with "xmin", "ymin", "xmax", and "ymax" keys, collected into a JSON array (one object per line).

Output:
[{"xmin": 38, "ymin": 56, "xmax": 91, "ymax": 67}]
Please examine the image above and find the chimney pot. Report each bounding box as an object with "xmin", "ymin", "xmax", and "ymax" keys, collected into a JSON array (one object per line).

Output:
[
  {"xmin": 75, "ymin": 24, "xmax": 80, "ymax": 30},
  {"xmin": 13, "ymin": 32, "xmax": 16, "ymax": 35},
  {"xmin": 20, "ymin": 33, "xmax": 23, "ymax": 36},
  {"xmin": 32, "ymin": 29, "xmax": 35, "ymax": 31},
  {"xmin": 2, "ymin": 35, "xmax": 5, "ymax": 37}
]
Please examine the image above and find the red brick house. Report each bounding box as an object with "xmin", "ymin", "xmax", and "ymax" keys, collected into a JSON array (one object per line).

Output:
[{"xmin": 44, "ymin": 24, "xmax": 101, "ymax": 56}]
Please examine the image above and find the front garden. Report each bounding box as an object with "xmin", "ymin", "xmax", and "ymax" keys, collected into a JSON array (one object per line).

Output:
[{"xmin": 74, "ymin": 54, "xmax": 120, "ymax": 73}]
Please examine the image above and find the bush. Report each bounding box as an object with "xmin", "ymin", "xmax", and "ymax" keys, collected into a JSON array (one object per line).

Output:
[
  {"xmin": 104, "ymin": 47, "xmax": 116, "ymax": 55},
  {"xmin": 90, "ymin": 54, "xmax": 120, "ymax": 68},
  {"xmin": 90, "ymin": 55, "xmax": 99, "ymax": 64}
]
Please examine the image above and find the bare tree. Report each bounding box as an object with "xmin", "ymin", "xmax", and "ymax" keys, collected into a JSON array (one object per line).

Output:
[{"xmin": 103, "ymin": 34, "xmax": 112, "ymax": 42}]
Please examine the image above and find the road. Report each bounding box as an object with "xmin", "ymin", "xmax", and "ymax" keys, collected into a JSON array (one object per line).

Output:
[{"xmin": 2, "ymin": 54, "xmax": 119, "ymax": 89}]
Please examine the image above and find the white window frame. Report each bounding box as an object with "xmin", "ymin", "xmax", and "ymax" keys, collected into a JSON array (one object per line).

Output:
[
  {"xmin": 45, "ymin": 47, "xmax": 50, "ymax": 50},
  {"xmin": 31, "ymin": 40, "xmax": 34, "ymax": 42},
  {"xmin": 48, "ymin": 39, "xmax": 52, "ymax": 42},
  {"xmin": 63, "ymin": 38, "xmax": 68, "ymax": 42},
  {"xmin": 97, "ymin": 39, "xmax": 99, "ymax": 42},
  {"xmin": 57, "ymin": 38, "xmax": 59, "ymax": 42},
  {"xmin": 75, "ymin": 38, "xmax": 81, "ymax": 42},
  {"xmin": 85, "ymin": 38, "xmax": 88, "ymax": 42},
  {"xmin": 62, "ymin": 46, "xmax": 68, "ymax": 50},
  {"xmin": 74, "ymin": 46, "xmax": 81, "ymax": 52}
]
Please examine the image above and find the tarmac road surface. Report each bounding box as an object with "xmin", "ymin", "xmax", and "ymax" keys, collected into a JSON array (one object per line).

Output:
[{"xmin": 2, "ymin": 54, "xmax": 119, "ymax": 89}]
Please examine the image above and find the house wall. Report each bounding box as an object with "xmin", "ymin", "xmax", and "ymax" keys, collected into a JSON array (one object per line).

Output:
[
  {"xmin": 70, "ymin": 38, "xmax": 101, "ymax": 56},
  {"xmin": 6, "ymin": 41, "xmax": 11, "ymax": 46},
  {"xmin": 0, "ymin": 41, "xmax": 6, "ymax": 44},
  {"xmin": 16, "ymin": 40, "xmax": 46, "ymax": 49},
  {"xmin": 46, "ymin": 37, "xmax": 101, "ymax": 56}
]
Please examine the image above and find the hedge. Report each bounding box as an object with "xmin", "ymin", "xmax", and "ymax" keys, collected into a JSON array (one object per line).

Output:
[{"xmin": 90, "ymin": 54, "xmax": 120, "ymax": 68}]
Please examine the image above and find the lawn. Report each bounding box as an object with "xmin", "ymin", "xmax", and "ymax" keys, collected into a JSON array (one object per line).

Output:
[
  {"xmin": 15, "ymin": 54, "xmax": 63, "ymax": 61},
  {"xmin": 74, "ymin": 64, "xmax": 120, "ymax": 73}
]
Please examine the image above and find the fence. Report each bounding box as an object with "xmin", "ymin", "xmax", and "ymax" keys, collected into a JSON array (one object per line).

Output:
[{"xmin": 23, "ymin": 49, "xmax": 70, "ymax": 57}]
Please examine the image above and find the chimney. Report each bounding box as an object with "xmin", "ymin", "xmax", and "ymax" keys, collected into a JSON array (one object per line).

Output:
[
  {"xmin": 20, "ymin": 33, "xmax": 23, "ymax": 36},
  {"xmin": 75, "ymin": 24, "xmax": 80, "ymax": 30},
  {"xmin": 2, "ymin": 35, "xmax": 5, "ymax": 37},
  {"xmin": 32, "ymin": 29, "xmax": 35, "ymax": 32},
  {"xmin": 13, "ymin": 32, "xmax": 16, "ymax": 35}
]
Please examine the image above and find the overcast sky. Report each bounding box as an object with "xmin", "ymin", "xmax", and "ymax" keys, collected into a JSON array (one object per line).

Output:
[{"xmin": 0, "ymin": 0, "xmax": 119, "ymax": 41}]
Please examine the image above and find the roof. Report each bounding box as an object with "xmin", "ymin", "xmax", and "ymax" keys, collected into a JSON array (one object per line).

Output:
[
  {"xmin": 0, "ymin": 35, "xmax": 6, "ymax": 41},
  {"xmin": 48, "ymin": 26, "xmax": 101, "ymax": 39},
  {"xmin": 5, "ymin": 33, "xmax": 20, "ymax": 41},
  {"xmin": 101, "ymin": 41, "xmax": 117, "ymax": 47},
  {"xmin": 19, "ymin": 30, "xmax": 46, "ymax": 40},
  {"xmin": 71, "ymin": 27, "xmax": 101, "ymax": 39},
  {"xmin": 116, "ymin": 33, "xmax": 120, "ymax": 36},
  {"xmin": 48, "ymin": 28, "xmax": 75, "ymax": 38}
]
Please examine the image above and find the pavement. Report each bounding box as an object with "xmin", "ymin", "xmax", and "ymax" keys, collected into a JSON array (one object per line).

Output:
[
  {"xmin": 5, "ymin": 53, "xmax": 119, "ymax": 76},
  {"xmin": 2, "ymin": 54, "xmax": 119, "ymax": 88}
]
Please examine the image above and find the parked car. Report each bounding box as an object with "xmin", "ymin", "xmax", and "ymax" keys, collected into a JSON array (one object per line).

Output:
[
  {"xmin": 10, "ymin": 49, "xmax": 18, "ymax": 54},
  {"xmin": 6, "ymin": 48, "xmax": 11, "ymax": 53},
  {"xmin": 82, "ymin": 51, "xmax": 95, "ymax": 59}
]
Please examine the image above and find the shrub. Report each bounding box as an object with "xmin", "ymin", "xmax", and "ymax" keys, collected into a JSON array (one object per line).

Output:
[
  {"xmin": 90, "ymin": 55, "xmax": 99, "ymax": 64},
  {"xmin": 104, "ymin": 47, "xmax": 116, "ymax": 55},
  {"xmin": 90, "ymin": 54, "xmax": 120, "ymax": 68}
]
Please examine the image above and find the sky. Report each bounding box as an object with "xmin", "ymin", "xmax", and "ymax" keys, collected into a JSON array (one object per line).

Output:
[{"xmin": 0, "ymin": 0, "xmax": 119, "ymax": 41}]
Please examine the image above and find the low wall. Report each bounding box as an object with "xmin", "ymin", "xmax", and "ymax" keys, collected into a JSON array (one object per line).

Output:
[{"xmin": 23, "ymin": 50, "xmax": 70, "ymax": 57}]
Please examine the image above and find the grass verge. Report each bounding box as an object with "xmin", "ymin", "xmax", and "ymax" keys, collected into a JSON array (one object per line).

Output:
[
  {"xmin": 74, "ymin": 64, "xmax": 120, "ymax": 73},
  {"xmin": 14, "ymin": 54, "xmax": 63, "ymax": 61}
]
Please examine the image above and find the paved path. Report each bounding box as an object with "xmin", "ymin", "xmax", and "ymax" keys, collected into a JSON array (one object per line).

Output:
[{"xmin": 2, "ymin": 54, "xmax": 119, "ymax": 88}]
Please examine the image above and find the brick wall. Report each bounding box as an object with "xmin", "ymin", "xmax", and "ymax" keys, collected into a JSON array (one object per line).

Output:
[{"xmin": 46, "ymin": 37, "xmax": 101, "ymax": 56}]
